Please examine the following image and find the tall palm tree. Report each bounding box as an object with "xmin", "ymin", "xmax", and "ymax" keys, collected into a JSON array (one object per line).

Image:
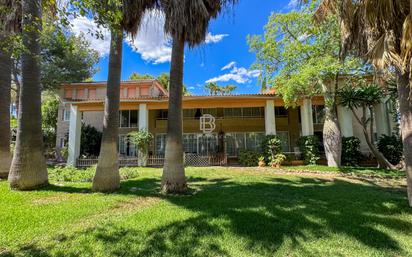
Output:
[
  {"xmin": 8, "ymin": 0, "xmax": 48, "ymax": 189},
  {"xmin": 312, "ymin": 0, "xmax": 412, "ymax": 206},
  {"xmin": 92, "ymin": 0, "xmax": 156, "ymax": 192},
  {"xmin": 160, "ymin": 0, "xmax": 237, "ymax": 194},
  {"xmin": 0, "ymin": 0, "xmax": 20, "ymax": 178}
]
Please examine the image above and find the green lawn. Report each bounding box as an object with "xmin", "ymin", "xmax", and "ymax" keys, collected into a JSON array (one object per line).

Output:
[{"xmin": 0, "ymin": 167, "xmax": 411, "ymax": 257}]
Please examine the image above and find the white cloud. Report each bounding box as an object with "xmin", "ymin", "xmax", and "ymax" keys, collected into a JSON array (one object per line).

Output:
[
  {"xmin": 126, "ymin": 11, "xmax": 172, "ymax": 64},
  {"xmin": 69, "ymin": 16, "xmax": 111, "ymax": 57},
  {"xmin": 188, "ymin": 86, "xmax": 195, "ymax": 90},
  {"xmin": 205, "ymin": 32, "xmax": 229, "ymax": 44},
  {"xmin": 206, "ymin": 64, "xmax": 261, "ymax": 84},
  {"xmin": 221, "ymin": 61, "xmax": 236, "ymax": 71},
  {"xmin": 69, "ymin": 11, "xmax": 228, "ymax": 64},
  {"xmin": 288, "ymin": 0, "xmax": 299, "ymax": 9}
]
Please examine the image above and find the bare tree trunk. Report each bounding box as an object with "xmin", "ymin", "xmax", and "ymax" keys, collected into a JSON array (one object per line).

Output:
[
  {"xmin": 350, "ymin": 107, "xmax": 395, "ymax": 170},
  {"xmin": 0, "ymin": 38, "xmax": 12, "ymax": 179},
  {"xmin": 397, "ymin": 71, "xmax": 412, "ymax": 207},
  {"xmin": 161, "ymin": 35, "xmax": 187, "ymax": 194},
  {"xmin": 8, "ymin": 0, "xmax": 48, "ymax": 190},
  {"xmin": 322, "ymin": 81, "xmax": 342, "ymax": 167},
  {"xmin": 92, "ymin": 29, "xmax": 123, "ymax": 192}
]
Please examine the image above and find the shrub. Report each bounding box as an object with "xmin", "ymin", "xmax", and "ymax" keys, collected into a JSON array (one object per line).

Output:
[
  {"xmin": 341, "ymin": 137, "xmax": 362, "ymax": 166},
  {"xmin": 48, "ymin": 166, "xmax": 139, "ymax": 182},
  {"xmin": 298, "ymin": 136, "xmax": 320, "ymax": 165},
  {"xmin": 270, "ymin": 153, "xmax": 287, "ymax": 167},
  {"xmin": 80, "ymin": 125, "xmax": 102, "ymax": 157},
  {"xmin": 128, "ymin": 131, "xmax": 154, "ymax": 166},
  {"xmin": 238, "ymin": 150, "xmax": 261, "ymax": 167},
  {"xmin": 261, "ymin": 135, "xmax": 282, "ymax": 163},
  {"xmin": 377, "ymin": 135, "xmax": 403, "ymax": 165}
]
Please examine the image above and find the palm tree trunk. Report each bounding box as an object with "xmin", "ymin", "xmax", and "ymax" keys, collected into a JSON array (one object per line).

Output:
[
  {"xmin": 397, "ymin": 71, "xmax": 412, "ymax": 207},
  {"xmin": 321, "ymin": 81, "xmax": 342, "ymax": 167},
  {"xmin": 0, "ymin": 39, "xmax": 12, "ymax": 179},
  {"xmin": 92, "ymin": 29, "xmax": 123, "ymax": 192},
  {"xmin": 161, "ymin": 35, "xmax": 187, "ymax": 194},
  {"xmin": 8, "ymin": 0, "xmax": 48, "ymax": 190}
]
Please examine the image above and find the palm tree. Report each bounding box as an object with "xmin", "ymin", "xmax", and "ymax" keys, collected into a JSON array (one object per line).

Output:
[
  {"xmin": 312, "ymin": 0, "xmax": 412, "ymax": 206},
  {"xmin": 160, "ymin": 0, "xmax": 237, "ymax": 194},
  {"xmin": 8, "ymin": 0, "xmax": 48, "ymax": 189},
  {"xmin": 92, "ymin": 0, "xmax": 156, "ymax": 192},
  {"xmin": 0, "ymin": 0, "xmax": 20, "ymax": 178}
]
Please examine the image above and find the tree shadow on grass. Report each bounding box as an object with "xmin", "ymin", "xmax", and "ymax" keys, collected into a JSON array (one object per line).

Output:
[{"xmin": 5, "ymin": 176, "xmax": 412, "ymax": 257}]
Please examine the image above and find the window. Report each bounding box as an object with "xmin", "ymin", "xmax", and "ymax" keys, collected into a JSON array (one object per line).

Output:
[
  {"xmin": 183, "ymin": 109, "xmax": 196, "ymax": 119},
  {"xmin": 183, "ymin": 134, "xmax": 197, "ymax": 153},
  {"xmin": 246, "ymin": 132, "xmax": 265, "ymax": 152},
  {"xmin": 223, "ymin": 107, "xmax": 264, "ymax": 118},
  {"xmin": 155, "ymin": 134, "xmax": 167, "ymax": 155},
  {"xmin": 198, "ymin": 134, "xmax": 218, "ymax": 155},
  {"xmin": 63, "ymin": 107, "xmax": 70, "ymax": 121},
  {"xmin": 277, "ymin": 131, "xmax": 290, "ymax": 152},
  {"xmin": 157, "ymin": 110, "xmax": 168, "ymax": 119},
  {"xmin": 312, "ymin": 105, "xmax": 325, "ymax": 124},
  {"xmin": 224, "ymin": 108, "xmax": 242, "ymax": 118},
  {"xmin": 202, "ymin": 108, "xmax": 218, "ymax": 117},
  {"xmin": 119, "ymin": 110, "xmax": 138, "ymax": 128},
  {"xmin": 60, "ymin": 137, "xmax": 66, "ymax": 148},
  {"xmin": 275, "ymin": 107, "xmax": 288, "ymax": 117},
  {"xmin": 119, "ymin": 135, "xmax": 137, "ymax": 157}
]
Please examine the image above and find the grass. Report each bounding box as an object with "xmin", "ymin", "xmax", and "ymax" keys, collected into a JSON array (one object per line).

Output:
[{"xmin": 0, "ymin": 166, "xmax": 411, "ymax": 257}]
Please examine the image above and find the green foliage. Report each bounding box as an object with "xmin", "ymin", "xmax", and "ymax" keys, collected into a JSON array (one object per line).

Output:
[
  {"xmin": 238, "ymin": 150, "xmax": 261, "ymax": 167},
  {"xmin": 271, "ymin": 153, "xmax": 287, "ymax": 167},
  {"xmin": 48, "ymin": 166, "xmax": 139, "ymax": 182},
  {"xmin": 128, "ymin": 72, "xmax": 189, "ymax": 95},
  {"xmin": 261, "ymin": 135, "xmax": 282, "ymax": 163},
  {"xmin": 41, "ymin": 93, "xmax": 59, "ymax": 151},
  {"xmin": 338, "ymin": 81, "xmax": 384, "ymax": 110},
  {"xmin": 128, "ymin": 131, "xmax": 154, "ymax": 153},
  {"xmin": 248, "ymin": 5, "xmax": 362, "ymax": 106},
  {"xmin": 204, "ymin": 82, "xmax": 237, "ymax": 95},
  {"xmin": 80, "ymin": 125, "xmax": 102, "ymax": 157},
  {"xmin": 377, "ymin": 135, "xmax": 403, "ymax": 165},
  {"xmin": 341, "ymin": 137, "xmax": 362, "ymax": 166},
  {"xmin": 129, "ymin": 72, "xmax": 155, "ymax": 80},
  {"xmin": 298, "ymin": 136, "xmax": 320, "ymax": 165}
]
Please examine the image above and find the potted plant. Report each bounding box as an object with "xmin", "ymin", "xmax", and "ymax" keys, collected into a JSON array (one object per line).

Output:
[
  {"xmin": 271, "ymin": 153, "xmax": 286, "ymax": 168},
  {"xmin": 258, "ymin": 156, "xmax": 266, "ymax": 167},
  {"xmin": 128, "ymin": 130, "xmax": 154, "ymax": 167}
]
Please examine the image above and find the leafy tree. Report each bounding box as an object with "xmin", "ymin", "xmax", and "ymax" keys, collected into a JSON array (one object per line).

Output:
[
  {"xmin": 128, "ymin": 130, "xmax": 153, "ymax": 166},
  {"xmin": 248, "ymin": 5, "xmax": 363, "ymax": 168},
  {"xmin": 307, "ymin": 0, "xmax": 412, "ymax": 206},
  {"xmin": 41, "ymin": 93, "xmax": 59, "ymax": 151},
  {"xmin": 205, "ymin": 82, "xmax": 237, "ymax": 95},
  {"xmin": 337, "ymin": 81, "xmax": 394, "ymax": 169},
  {"xmin": 129, "ymin": 72, "xmax": 155, "ymax": 80},
  {"xmin": 80, "ymin": 125, "xmax": 102, "ymax": 158}
]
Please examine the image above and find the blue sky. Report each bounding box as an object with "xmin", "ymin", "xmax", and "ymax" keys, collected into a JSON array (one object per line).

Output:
[{"xmin": 73, "ymin": 0, "xmax": 294, "ymax": 95}]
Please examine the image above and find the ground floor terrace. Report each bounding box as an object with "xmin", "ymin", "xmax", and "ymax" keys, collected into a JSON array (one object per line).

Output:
[{"xmin": 58, "ymin": 93, "xmax": 395, "ymax": 167}]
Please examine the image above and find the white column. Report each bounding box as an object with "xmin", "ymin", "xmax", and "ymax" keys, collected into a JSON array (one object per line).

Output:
[
  {"xmin": 265, "ymin": 100, "xmax": 276, "ymax": 135},
  {"xmin": 337, "ymin": 105, "xmax": 354, "ymax": 137},
  {"xmin": 374, "ymin": 101, "xmax": 390, "ymax": 137},
  {"xmin": 139, "ymin": 103, "xmax": 149, "ymax": 131},
  {"xmin": 67, "ymin": 105, "xmax": 81, "ymax": 166},
  {"xmin": 301, "ymin": 98, "xmax": 314, "ymax": 136}
]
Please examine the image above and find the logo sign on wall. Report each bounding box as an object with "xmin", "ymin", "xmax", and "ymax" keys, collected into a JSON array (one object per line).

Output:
[{"xmin": 200, "ymin": 114, "xmax": 216, "ymax": 134}]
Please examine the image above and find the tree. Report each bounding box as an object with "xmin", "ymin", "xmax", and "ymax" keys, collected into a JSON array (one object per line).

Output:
[
  {"xmin": 41, "ymin": 93, "xmax": 59, "ymax": 152},
  {"xmin": 309, "ymin": 0, "xmax": 412, "ymax": 206},
  {"xmin": 160, "ymin": 0, "xmax": 237, "ymax": 194},
  {"xmin": 205, "ymin": 82, "xmax": 219, "ymax": 95},
  {"xmin": 248, "ymin": 5, "xmax": 362, "ymax": 167},
  {"xmin": 0, "ymin": 0, "xmax": 20, "ymax": 178},
  {"xmin": 128, "ymin": 130, "xmax": 153, "ymax": 166},
  {"xmin": 205, "ymin": 82, "xmax": 236, "ymax": 95},
  {"xmin": 8, "ymin": 0, "xmax": 48, "ymax": 189},
  {"xmin": 338, "ymin": 81, "xmax": 395, "ymax": 169},
  {"xmin": 129, "ymin": 72, "xmax": 155, "ymax": 80},
  {"xmin": 82, "ymin": 0, "xmax": 156, "ymax": 192}
]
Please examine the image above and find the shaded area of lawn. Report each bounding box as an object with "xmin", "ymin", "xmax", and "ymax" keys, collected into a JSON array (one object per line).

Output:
[{"xmin": 1, "ymin": 168, "xmax": 411, "ymax": 257}]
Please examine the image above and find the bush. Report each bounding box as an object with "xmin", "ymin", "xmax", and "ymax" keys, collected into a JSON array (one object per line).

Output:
[
  {"xmin": 298, "ymin": 136, "xmax": 320, "ymax": 165},
  {"xmin": 377, "ymin": 135, "xmax": 403, "ymax": 165},
  {"xmin": 48, "ymin": 166, "xmax": 139, "ymax": 182},
  {"xmin": 341, "ymin": 137, "xmax": 362, "ymax": 166},
  {"xmin": 80, "ymin": 125, "xmax": 102, "ymax": 157},
  {"xmin": 261, "ymin": 135, "xmax": 282, "ymax": 164},
  {"xmin": 238, "ymin": 150, "xmax": 261, "ymax": 167}
]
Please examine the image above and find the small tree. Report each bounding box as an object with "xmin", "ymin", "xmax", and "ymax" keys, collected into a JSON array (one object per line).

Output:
[
  {"xmin": 337, "ymin": 81, "xmax": 395, "ymax": 169},
  {"xmin": 261, "ymin": 135, "xmax": 282, "ymax": 164},
  {"xmin": 128, "ymin": 131, "xmax": 153, "ymax": 167},
  {"xmin": 298, "ymin": 136, "xmax": 320, "ymax": 165}
]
